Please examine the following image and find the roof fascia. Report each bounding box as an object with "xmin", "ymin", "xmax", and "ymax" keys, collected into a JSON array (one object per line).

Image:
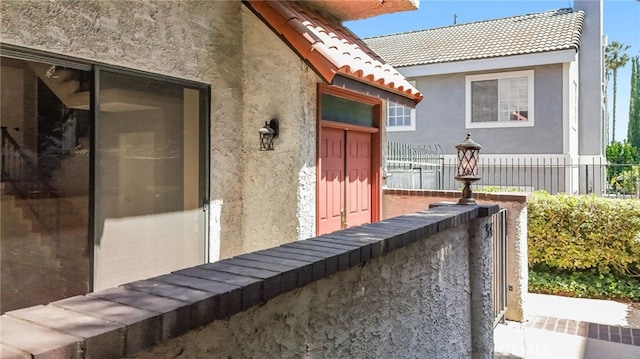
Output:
[
  {"xmin": 398, "ymin": 49, "xmax": 578, "ymax": 77},
  {"xmin": 333, "ymin": 75, "xmax": 417, "ymax": 108}
]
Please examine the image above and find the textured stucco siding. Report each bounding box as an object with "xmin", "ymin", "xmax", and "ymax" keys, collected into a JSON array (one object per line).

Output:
[
  {"xmin": 382, "ymin": 190, "xmax": 530, "ymax": 323},
  {"xmin": 389, "ymin": 64, "xmax": 565, "ymax": 155},
  {"xmin": 0, "ymin": 0, "xmax": 320, "ymax": 259},
  {"xmin": 240, "ymin": 8, "xmax": 318, "ymax": 253},
  {"xmin": 134, "ymin": 224, "xmax": 475, "ymax": 359}
]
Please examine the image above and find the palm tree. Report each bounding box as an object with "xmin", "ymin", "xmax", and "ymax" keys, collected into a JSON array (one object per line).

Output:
[{"xmin": 605, "ymin": 41, "xmax": 631, "ymax": 143}]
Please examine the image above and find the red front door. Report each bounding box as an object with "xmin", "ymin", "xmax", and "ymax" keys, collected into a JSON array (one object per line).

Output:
[
  {"xmin": 346, "ymin": 131, "xmax": 372, "ymax": 228},
  {"xmin": 318, "ymin": 127, "xmax": 371, "ymax": 235}
]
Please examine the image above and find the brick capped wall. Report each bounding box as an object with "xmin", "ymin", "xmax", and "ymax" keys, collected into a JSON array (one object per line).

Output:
[
  {"xmin": 384, "ymin": 189, "xmax": 531, "ymax": 322},
  {"xmin": 0, "ymin": 205, "xmax": 498, "ymax": 358}
]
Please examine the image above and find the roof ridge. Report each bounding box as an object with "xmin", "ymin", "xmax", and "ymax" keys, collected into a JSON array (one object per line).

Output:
[{"xmin": 363, "ymin": 7, "xmax": 576, "ymax": 41}]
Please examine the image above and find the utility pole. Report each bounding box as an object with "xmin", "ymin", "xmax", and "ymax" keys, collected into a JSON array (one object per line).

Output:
[{"xmin": 453, "ymin": 14, "xmax": 457, "ymax": 24}]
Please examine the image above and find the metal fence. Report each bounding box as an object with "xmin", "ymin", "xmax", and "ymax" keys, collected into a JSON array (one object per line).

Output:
[
  {"xmin": 385, "ymin": 142, "xmax": 639, "ymax": 198},
  {"xmin": 385, "ymin": 142, "xmax": 444, "ymax": 190},
  {"xmin": 492, "ymin": 208, "xmax": 508, "ymax": 328}
]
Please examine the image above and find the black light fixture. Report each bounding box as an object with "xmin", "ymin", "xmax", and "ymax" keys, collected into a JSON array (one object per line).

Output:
[
  {"xmin": 259, "ymin": 119, "xmax": 279, "ymax": 151},
  {"xmin": 455, "ymin": 133, "xmax": 482, "ymax": 205}
]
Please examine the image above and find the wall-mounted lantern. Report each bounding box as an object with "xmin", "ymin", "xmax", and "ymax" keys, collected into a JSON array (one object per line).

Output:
[
  {"xmin": 259, "ymin": 119, "xmax": 279, "ymax": 151},
  {"xmin": 455, "ymin": 133, "xmax": 482, "ymax": 205}
]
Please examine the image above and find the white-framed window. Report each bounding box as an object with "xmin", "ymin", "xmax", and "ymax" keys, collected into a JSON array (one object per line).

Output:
[
  {"xmin": 386, "ymin": 80, "xmax": 416, "ymax": 132},
  {"xmin": 465, "ymin": 70, "xmax": 534, "ymax": 129},
  {"xmin": 386, "ymin": 102, "xmax": 416, "ymax": 132}
]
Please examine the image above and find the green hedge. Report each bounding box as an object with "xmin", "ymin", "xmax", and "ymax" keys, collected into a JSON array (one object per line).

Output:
[{"xmin": 528, "ymin": 192, "xmax": 640, "ymax": 276}]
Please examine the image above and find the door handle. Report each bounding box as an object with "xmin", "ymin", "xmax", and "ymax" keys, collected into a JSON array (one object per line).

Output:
[{"xmin": 340, "ymin": 209, "xmax": 347, "ymax": 229}]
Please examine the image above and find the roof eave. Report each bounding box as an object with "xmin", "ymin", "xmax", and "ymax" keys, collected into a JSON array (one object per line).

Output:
[
  {"xmin": 244, "ymin": 0, "xmax": 423, "ymax": 105},
  {"xmin": 303, "ymin": 0, "xmax": 419, "ymax": 21},
  {"xmin": 397, "ymin": 49, "xmax": 580, "ymax": 78}
]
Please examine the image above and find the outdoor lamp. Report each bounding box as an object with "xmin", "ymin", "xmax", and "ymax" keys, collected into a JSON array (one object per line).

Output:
[
  {"xmin": 259, "ymin": 119, "xmax": 279, "ymax": 151},
  {"xmin": 455, "ymin": 133, "xmax": 482, "ymax": 205}
]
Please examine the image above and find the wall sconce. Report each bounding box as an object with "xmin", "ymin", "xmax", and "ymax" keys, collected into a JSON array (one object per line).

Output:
[
  {"xmin": 259, "ymin": 119, "xmax": 279, "ymax": 151},
  {"xmin": 455, "ymin": 133, "xmax": 482, "ymax": 205}
]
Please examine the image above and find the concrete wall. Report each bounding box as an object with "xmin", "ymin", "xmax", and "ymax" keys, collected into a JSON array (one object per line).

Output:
[
  {"xmin": 0, "ymin": 0, "xmax": 320, "ymax": 260},
  {"xmin": 389, "ymin": 64, "xmax": 565, "ymax": 155},
  {"xmin": 383, "ymin": 189, "xmax": 530, "ymax": 322}
]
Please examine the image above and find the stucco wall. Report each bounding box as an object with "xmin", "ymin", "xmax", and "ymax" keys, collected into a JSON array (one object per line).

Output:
[
  {"xmin": 390, "ymin": 64, "xmax": 564, "ymax": 155},
  {"xmin": 240, "ymin": 7, "xmax": 318, "ymax": 253},
  {"xmin": 383, "ymin": 190, "xmax": 530, "ymax": 322},
  {"xmin": 134, "ymin": 224, "xmax": 477, "ymax": 359},
  {"xmin": 0, "ymin": 0, "xmax": 320, "ymax": 260}
]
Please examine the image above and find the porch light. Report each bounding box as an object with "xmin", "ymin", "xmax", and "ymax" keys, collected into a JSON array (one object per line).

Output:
[
  {"xmin": 455, "ymin": 133, "xmax": 482, "ymax": 205},
  {"xmin": 259, "ymin": 119, "xmax": 279, "ymax": 151}
]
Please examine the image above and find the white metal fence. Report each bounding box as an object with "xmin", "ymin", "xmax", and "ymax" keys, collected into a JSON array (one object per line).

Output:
[{"xmin": 385, "ymin": 142, "xmax": 639, "ymax": 198}]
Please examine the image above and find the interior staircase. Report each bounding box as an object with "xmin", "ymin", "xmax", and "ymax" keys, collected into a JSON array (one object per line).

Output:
[
  {"xmin": 1, "ymin": 182, "xmax": 62, "ymax": 313},
  {"xmin": 1, "ymin": 166, "xmax": 90, "ymax": 313}
]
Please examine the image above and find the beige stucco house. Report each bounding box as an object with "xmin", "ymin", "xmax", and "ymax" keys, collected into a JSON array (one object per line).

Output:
[{"xmin": 0, "ymin": 0, "xmax": 422, "ymax": 314}]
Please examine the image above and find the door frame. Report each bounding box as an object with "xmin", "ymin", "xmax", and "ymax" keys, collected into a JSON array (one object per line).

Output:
[{"xmin": 316, "ymin": 84, "xmax": 382, "ymax": 235}]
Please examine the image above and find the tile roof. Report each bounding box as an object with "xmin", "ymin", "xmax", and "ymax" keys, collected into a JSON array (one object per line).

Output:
[
  {"xmin": 244, "ymin": 0, "xmax": 423, "ymax": 104},
  {"xmin": 364, "ymin": 8, "xmax": 585, "ymax": 67}
]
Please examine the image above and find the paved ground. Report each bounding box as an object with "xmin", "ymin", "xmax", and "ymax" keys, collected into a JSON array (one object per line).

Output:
[{"xmin": 494, "ymin": 293, "xmax": 640, "ymax": 359}]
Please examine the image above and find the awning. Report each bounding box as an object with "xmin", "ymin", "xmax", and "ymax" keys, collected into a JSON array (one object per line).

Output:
[{"xmin": 244, "ymin": 0, "xmax": 423, "ymax": 107}]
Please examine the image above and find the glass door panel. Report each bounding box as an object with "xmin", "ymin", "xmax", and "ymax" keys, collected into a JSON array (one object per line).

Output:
[
  {"xmin": 94, "ymin": 70, "xmax": 206, "ymax": 290},
  {"xmin": 1, "ymin": 57, "xmax": 91, "ymax": 313}
]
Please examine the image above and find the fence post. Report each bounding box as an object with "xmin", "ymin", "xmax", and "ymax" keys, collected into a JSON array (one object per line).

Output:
[{"xmin": 585, "ymin": 165, "xmax": 589, "ymax": 195}]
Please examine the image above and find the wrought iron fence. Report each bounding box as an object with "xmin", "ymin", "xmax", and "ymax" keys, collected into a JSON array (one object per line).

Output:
[
  {"xmin": 492, "ymin": 208, "xmax": 508, "ymax": 328},
  {"xmin": 385, "ymin": 142, "xmax": 639, "ymax": 198}
]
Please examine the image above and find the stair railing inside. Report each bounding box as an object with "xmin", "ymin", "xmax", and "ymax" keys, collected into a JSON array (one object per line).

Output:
[{"xmin": 1, "ymin": 126, "xmax": 60, "ymax": 239}]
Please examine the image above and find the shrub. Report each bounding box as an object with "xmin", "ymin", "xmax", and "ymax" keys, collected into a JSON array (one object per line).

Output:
[
  {"xmin": 606, "ymin": 141, "xmax": 639, "ymax": 179},
  {"xmin": 528, "ymin": 192, "xmax": 640, "ymax": 276},
  {"xmin": 611, "ymin": 165, "xmax": 640, "ymax": 194},
  {"xmin": 529, "ymin": 268, "xmax": 640, "ymax": 301}
]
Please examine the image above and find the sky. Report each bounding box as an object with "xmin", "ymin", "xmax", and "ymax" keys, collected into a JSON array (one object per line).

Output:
[{"xmin": 345, "ymin": 0, "xmax": 640, "ymax": 144}]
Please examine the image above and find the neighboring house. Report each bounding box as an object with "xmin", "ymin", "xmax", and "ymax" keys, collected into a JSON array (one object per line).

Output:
[
  {"xmin": 365, "ymin": 0, "xmax": 607, "ymax": 194},
  {"xmin": 0, "ymin": 0, "xmax": 422, "ymax": 313}
]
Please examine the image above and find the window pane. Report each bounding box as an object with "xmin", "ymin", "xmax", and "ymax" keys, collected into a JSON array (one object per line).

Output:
[
  {"xmin": 402, "ymin": 114, "xmax": 411, "ymax": 126},
  {"xmin": 471, "ymin": 80, "xmax": 498, "ymax": 122},
  {"xmin": 387, "ymin": 102, "xmax": 412, "ymax": 128},
  {"xmin": 499, "ymin": 76, "xmax": 528, "ymax": 122},
  {"xmin": 321, "ymin": 94, "xmax": 374, "ymax": 127},
  {"xmin": 1, "ymin": 57, "xmax": 91, "ymax": 313},
  {"xmin": 94, "ymin": 70, "xmax": 205, "ymax": 290}
]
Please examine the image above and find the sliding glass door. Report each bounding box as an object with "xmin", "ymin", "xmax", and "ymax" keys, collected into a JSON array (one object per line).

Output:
[
  {"xmin": 93, "ymin": 69, "xmax": 208, "ymax": 290},
  {"xmin": 0, "ymin": 56, "xmax": 92, "ymax": 313},
  {"xmin": 1, "ymin": 50, "xmax": 209, "ymax": 311}
]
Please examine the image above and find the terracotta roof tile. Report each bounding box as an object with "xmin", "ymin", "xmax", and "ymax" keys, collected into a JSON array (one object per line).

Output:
[
  {"xmin": 245, "ymin": 0, "xmax": 423, "ymax": 104},
  {"xmin": 364, "ymin": 8, "xmax": 585, "ymax": 67}
]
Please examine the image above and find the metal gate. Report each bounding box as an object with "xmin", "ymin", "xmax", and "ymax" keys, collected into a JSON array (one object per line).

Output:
[{"xmin": 492, "ymin": 208, "xmax": 508, "ymax": 327}]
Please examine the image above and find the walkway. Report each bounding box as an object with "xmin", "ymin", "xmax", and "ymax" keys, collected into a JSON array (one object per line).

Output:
[{"xmin": 494, "ymin": 293, "xmax": 640, "ymax": 359}]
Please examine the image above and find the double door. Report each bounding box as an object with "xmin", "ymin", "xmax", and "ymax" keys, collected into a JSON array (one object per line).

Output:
[{"xmin": 318, "ymin": 127, "xmax": 373, "ymax": 235}]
